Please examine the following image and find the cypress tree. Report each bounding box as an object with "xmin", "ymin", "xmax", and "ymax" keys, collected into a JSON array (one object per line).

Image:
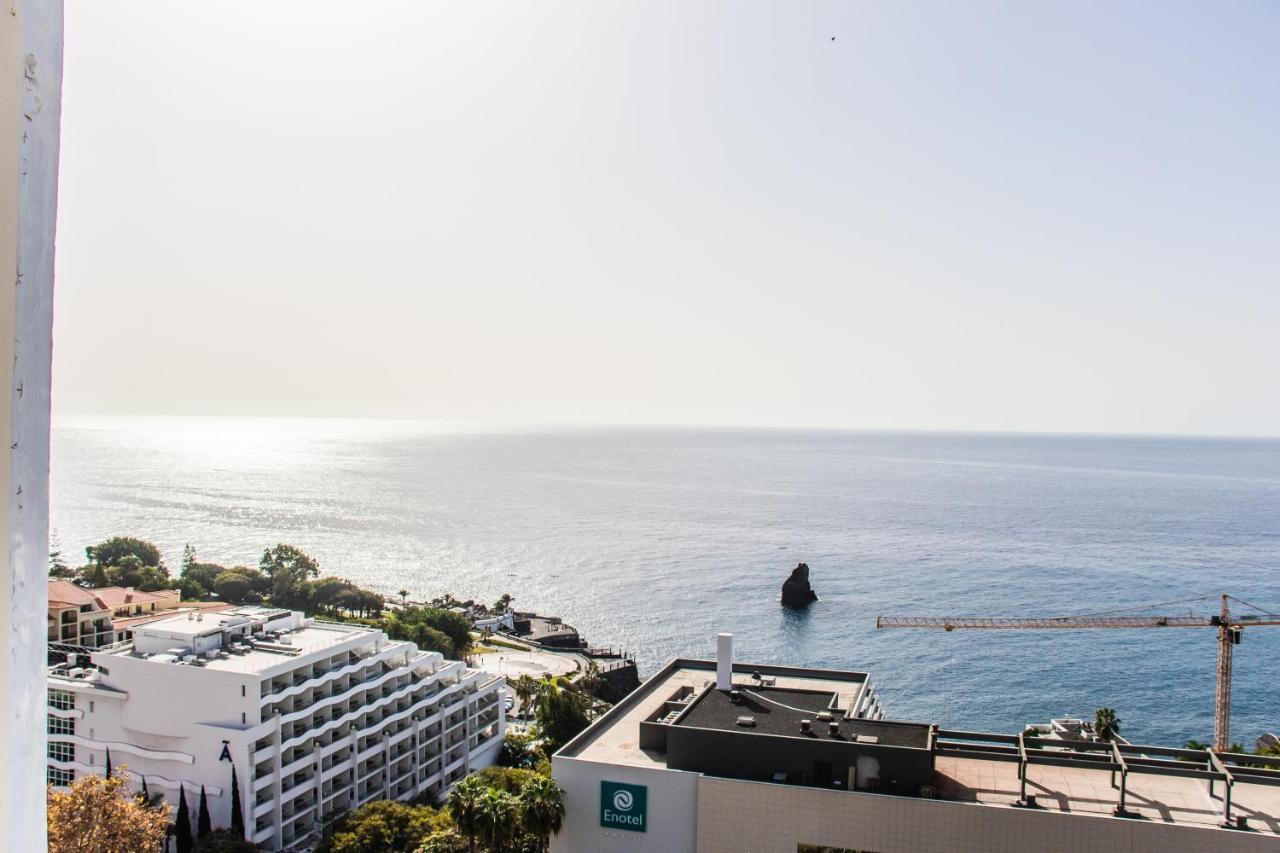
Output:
[
  {"xmin": 104, "ymin": 747, "xmax": 112, "ymax": 778},
  {"xmin": 197, "ymin": 785, "xmax": 212, "ymax": 838},
  {"xmin": 229, "ymin": 765, "xmax": 245, "ymax": 838},
  {"xmin": 175, "ymin": 787, "xmax": 194, "ymax": 853},
  {"xmin": 140, "ymin": 776, "xmax": 150, "ymax": 803}
]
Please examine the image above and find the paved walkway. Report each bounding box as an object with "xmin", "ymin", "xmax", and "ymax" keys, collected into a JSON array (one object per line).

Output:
[{"xmin": 470, "ymin": 644, "xmax": 582, "ymax": 680}]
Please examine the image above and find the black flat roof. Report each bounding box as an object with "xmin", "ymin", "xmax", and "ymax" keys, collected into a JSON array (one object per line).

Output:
[{"xmin": 677, "ymin": 685, "xmax": 930, "ymax": 749}]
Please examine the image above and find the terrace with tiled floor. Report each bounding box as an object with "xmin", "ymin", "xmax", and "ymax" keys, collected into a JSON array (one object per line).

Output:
[{"xmin": 936, "ymin": 755, "xmax": 1280, "ymax": 835}]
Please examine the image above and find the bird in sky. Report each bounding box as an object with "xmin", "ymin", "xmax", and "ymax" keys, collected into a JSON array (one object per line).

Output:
[{"xmin": 830, "ymin": 36, "xmax": 836, "ymax": 41}]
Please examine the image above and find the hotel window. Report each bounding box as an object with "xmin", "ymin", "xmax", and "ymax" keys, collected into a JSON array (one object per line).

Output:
[
  {"xmin": 47, "ymin": 767, "xmax": 74, "ymax": 787},
  {"xmin": 48, "ymin": 715, "xmax": 75, "ymax": 736},
  {"xmin": 48, "ymin": 742, "xmax": 75, "ymax": 763},
  {"xmin": 49, "ymin": 689, "xmax": 74, "ymax": 710}
]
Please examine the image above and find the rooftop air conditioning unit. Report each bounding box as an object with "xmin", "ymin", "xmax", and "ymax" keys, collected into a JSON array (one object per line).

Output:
[
  {"xmin": 800, "ymin": 719, "xmax": 812, "ymax": 734},
  {"xmin": 728, "ymin": 690, "xmax": 742, "ymax": 704},
  {"xmin": 829, "ymin": 721, "xmax": 841, "ymax": 737},
  {"xmin": 816, "ymin": 711, "xmax": 833, "ymax": 722},
  {"xmin": 735, "ymin": 715, "xmax": 756, "ymax": 728}
]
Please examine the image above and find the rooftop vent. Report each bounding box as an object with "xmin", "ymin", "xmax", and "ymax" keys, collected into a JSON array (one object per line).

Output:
[
  {"xmin": 855, "ymin": 734, "xmax": 880, "ymax": 744},
  {"xmin": 716, "ymin": 633, "xmax": 734, "ymax": 691},
  {"xmin": 816, "ymin": 711, "xmax": 833, "ymax": 723},
  {"xmin": 829, "ymin": 721, "xmax": 841, "ymax": 737},
  {"xmin": 729, "ymin": 690, "xmax": 742, "ymax": 704},
  {"xmin": 800, "ymin": 719, "xmax": 812, "ymax": 734},
  {"xmin": 735, "ymin": 715, "xmax": 756, "ymax": 728}
]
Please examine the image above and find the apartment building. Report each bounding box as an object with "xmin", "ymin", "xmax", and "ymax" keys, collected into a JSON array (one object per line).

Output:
[
  {"xmin": 47, "ymin": 580, "xmax": 115, "ymax": 648},
  {"xmin": 47, "ymin": 606, "xmax": 505, "ymax": 852},
  {"xmin": 552, "ymin": 634, "xmax": 1280, "ymax": 853}
]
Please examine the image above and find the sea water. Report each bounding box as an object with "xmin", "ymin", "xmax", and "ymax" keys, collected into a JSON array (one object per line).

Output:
[{"xmin": 51, "ymin": 417, "xmax": 1280, "ymax": 746}]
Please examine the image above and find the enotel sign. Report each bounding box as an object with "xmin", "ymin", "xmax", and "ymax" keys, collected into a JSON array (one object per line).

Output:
[{"xmin": 600, "ymin": 780, "xmax": 647, "ymax": 832}]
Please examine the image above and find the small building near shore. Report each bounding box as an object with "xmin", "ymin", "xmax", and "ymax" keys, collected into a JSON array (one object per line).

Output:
[
  {"xmin": 512, "ymin": 612, "xmax": 584, "ymax": 649},
  {"xmin": 473, "ymin": 609, "xmax": 516, "ymax": 633}
]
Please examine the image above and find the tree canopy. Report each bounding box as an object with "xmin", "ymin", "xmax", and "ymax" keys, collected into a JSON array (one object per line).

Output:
[
  {"xmin": 316, "ymin": 764, "xmax": 565, "ymax": 853},
  {"xmin": 74, "ymin": 536, "xmax": 175, "ymax": 590},
  {"xmin": 193, "ymin": 830, "xmax": 261, "ymax": 852},
  {"xmin": 316, "ymin": 799, "xmax": 451, "ymax": 853},
  {"xmin": 86, "ymin": 536, "xmax": 163, "ymax": 569},
  {"xmin": 385, "ymin": 607, "xmax": 472, "ymax": 659},
  {"xmin": 180, "ymin": 561, "xmax": 230, "ymax": 600},
  {"xmin": 47, "ymin": 773, "xmax": 170, "ymax": 853},
  {"xmin": 535, "ymin": 685, "xmax": 591, "ymax": 753},
  {"xmin": 214, "ymin": 568, "xmax": 270, "ymax": 605},
  {"xmin": 259, "ymin": 544, "xmax": 323, "ymax": 609}
]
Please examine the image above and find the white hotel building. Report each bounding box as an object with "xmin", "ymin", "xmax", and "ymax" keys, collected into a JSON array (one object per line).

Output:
[{"xmin": 47, "ymin": 606, "xmax": 506, "ymax": 852}]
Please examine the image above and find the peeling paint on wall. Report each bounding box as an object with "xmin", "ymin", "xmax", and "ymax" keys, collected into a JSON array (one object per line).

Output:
[{"xmin": 1, "ymin": 1, "xmax": 62, "ymax": 850}]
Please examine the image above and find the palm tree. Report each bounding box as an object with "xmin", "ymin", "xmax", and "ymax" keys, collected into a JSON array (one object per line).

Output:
[
  {"xmin": 518, "ymin": 774, "xmax": 565, "ymax": 853},
  {"xmin": 579, "ymin": 661, "xmax": 605, "ymax": 719},
  {"xmin": 513, "ymin": 674, "xmax": 539, "ymax": 720},
  {"xmin": 477, "ymin": 787, "xmax": 518, "ymax": 853},
  {"xmin": 447, "ymin": 775, "xmax": 487, "ymax": 853},
  {"xmin": 398, "ymin": 589, "xmax": 409, "ymax": 606},
  {"xmin": 1094, "ymin": 707, "xmax": 1121, "ymax": 743}
]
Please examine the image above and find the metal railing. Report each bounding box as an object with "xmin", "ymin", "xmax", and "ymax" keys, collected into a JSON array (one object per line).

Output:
[{"xmin": 934, "ymin": 728, "xmax": 1280, "ymax": 828}]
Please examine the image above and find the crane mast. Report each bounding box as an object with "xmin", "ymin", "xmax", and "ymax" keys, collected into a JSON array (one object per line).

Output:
[
  {"xmin": 1215, "ymin": 594, "xmax": 1233, "ymax": 752},
  {"xmin": 877, "ymin": 593, "xmax": 1280, "ymax": 752}
]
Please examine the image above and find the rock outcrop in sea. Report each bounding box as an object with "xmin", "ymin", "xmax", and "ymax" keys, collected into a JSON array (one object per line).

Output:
[{"xmin": 780, "ymin": 562, "xmax": 819, "ymax": 608}]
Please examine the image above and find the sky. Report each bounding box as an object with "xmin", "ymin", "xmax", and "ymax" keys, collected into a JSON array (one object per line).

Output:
[{"xmin": 52, "ymin": 1, "xmax": 1280, "ymax": 435}]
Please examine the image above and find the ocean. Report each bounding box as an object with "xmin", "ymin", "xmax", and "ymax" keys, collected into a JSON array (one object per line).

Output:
[{"xmin": 50, "ymin": 417, "xmax": 1280, "ymax": 747}]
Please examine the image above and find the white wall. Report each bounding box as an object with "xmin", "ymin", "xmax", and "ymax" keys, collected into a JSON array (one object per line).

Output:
[
  {"xmin": 551, "ymin": 757, "xmax": 700, "ymax": 853},
  {"xmin": 0, "ymin": 1, "xmax": 61, "ymax": 850},
  {"xmin": 695, "ymin": 775, "xmax": 1280, "ymax": 853},
  {"xmin": 54, "ymin": 677, "xmax": 258, "ymax": 831}
]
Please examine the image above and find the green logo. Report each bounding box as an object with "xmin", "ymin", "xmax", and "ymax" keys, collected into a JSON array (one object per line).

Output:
[{"xmin": 600, "ymin": 781, "xmax": 647, "ymax": 832}]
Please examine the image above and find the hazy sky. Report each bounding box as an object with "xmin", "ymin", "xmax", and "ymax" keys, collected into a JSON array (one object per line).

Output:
[{"xmin": 53, "ymin": 2, "xmax": 1280, "ymax": 434}]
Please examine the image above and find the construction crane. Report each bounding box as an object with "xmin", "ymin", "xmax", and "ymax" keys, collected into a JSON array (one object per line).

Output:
[{"xmin": 876, "ymin": 594, "xmax": 1280, "ymax": 752}]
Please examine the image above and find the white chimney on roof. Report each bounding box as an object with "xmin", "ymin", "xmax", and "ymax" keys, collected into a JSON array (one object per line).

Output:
[{"xmin": 716, "ymin": 633, "xmax": 733, "ymax": 691}]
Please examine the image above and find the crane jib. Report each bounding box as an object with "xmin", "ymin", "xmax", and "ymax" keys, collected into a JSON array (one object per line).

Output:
[
  {"xmin": 875, "ymin": 616, "xmax": 1217, "ymax": 629},
  {"xmin": 874, "ymin": 604, "xmax": 1280, "ymax": 753}
]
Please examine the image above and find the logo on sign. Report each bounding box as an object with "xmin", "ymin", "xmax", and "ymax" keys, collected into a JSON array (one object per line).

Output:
[{"xmin": 600, "ymin": 781, "xmax": 647, "ymax": 832}]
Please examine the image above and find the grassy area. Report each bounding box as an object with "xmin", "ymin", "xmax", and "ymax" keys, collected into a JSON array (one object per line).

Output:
[{"xmin": 472, "ymin": 633, "xmax": 530, "ymax": 651}]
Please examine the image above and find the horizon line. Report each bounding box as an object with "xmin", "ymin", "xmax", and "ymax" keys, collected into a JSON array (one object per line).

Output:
[{"xmin": 49, "ymin": 412, "xmax": 1280, "ymax": 443}]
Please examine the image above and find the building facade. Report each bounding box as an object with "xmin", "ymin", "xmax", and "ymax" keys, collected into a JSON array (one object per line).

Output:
[
  {"xmin": 552, "ymin": 636, "xmax": 1280, "ymax": 853},
  {"xmin": 47, "ymin": 580, "xmax": 115, "ymax": 648},
  {"xmin": 47, "ymin": 606, "xmax": 506, "ymax": 852}
]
